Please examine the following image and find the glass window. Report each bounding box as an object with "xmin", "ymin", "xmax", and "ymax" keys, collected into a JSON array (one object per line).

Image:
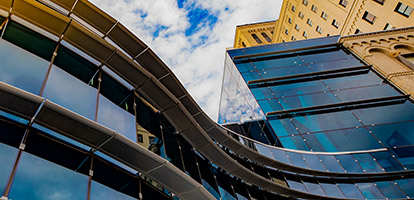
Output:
[
  {"xmin": 8, "ymin": 152, "xmax": 89, "ymax": 200},
  {"xmin": 292, "ymin": 110, "xmax": 362, "ymax": 134},
  {"xmin": 255, "ymin": 144, "xmax": 273, "ymax": 159},
  {"xmin": 285, "ymin": 176, "xmax": 307, "ymax": 192},
  {"xmin": 332, "ymin": 19, "xmax": 339, "ymax": 28},
  {"xmin": 54, "ymin": 45, "xmax": 97, "ymax": 84},
  {"xmin": 3, "ymin": 21, "xmax": 56, "ymax": 61},
  {"xmin": 311, "ymin": 5, "xmax": 318, "ymax": 12},
  {"xmin": 302, "ymin": 154, "xmax": 326, "ymax": 171},
  {"xmin": 279, "ymin": 135, "xmax": 309, "ymax": 150},
  {"xmin": 298, "ymin": 12, "xmax": 304, "ymax": 19},
  {"xmin": 376, "ymin": 181, "xmax": 407, "ymax": 199},
  {"xmin": 269, "ymin": 80, "xmax": 327, "ymax": 98},
  {"xmin": 0, "ymin": 40, "xmax": 49, "ymax": 94},
  {"xmin": 279, "ymin": 92, "xmax": 339, "ymax": 111},
  {"xmin": 43, "ymin": 66, "xmax": 98, "ymax": 120},
  {"xmin": 269, "ymin": 148, "xmax": 291, "ymax": 164},
  {"xmin": 321, "ymin": 11, "xmax": 328, "ymax": 20},
  {"xmin": 286, "ymin": 152, "xmax": 308, "ymax": 168},
  {"xmin": 97, "ymin": 95, "xmax": 136, "ymax": 141},
  {"xmin": 390, "ymin": 146, "xmax": 414, "ymax": 170},
  {"xmin": 90, "ymin": 181, "xmax": 136, "ymax": 200},
  {"xmin": 299, "ymin": 48, "xmax": 353, "ymax": 63},
  {"xmin": 338, "ymin": 183, "xmax": 364, "ymax": 199},
  {"xmin": 215, "ymin": 170, "xmax": 237, "ymax": 200},
  {"xmin": 304, "ymin": 128, "xmax": 382, "ymax": 152},
  {"xmin": 320, "ymin": 181, "xmax": 345, "ymax": 198},
  {"xmin": 303, "ymin": 179, "xmax": 325, "ymax": 196},
  {"xmin": 371, "ymin": 151, "xmax": 404, "ymax": 172},
  {"xmin": 306, "ymin": 18, "xmax": 313, "ymax": 26},
  {"xmin": 261, "ymin": 32, "xmax": 272, "ymax": 42},
  {"xmin": 251, "ymin": 34, "xmax": 262, "ymax": 44},
  {"xmin": 395, "ymin": 178, "xmax": 414, "ymax": 198},
  {"xmin": 335, "ymin": 154, "xmax": 363, "ymax": 173},
  {"xmin": 323, "ymin": 71, "xmax": 383, "ymax": 90},
  {"xmin": 230, "ymin": 178, "xmax": 249, "ymax": 200},
  {"xmin": 252, "ymin": 55, "xmax": 304, "ymax": 70},
  {"xmin": 339, "ymin": 0, "xmax": 348, "ymax": 7},
  {"xmin": 395, "ymin": 2, "xmax": 413, "ymax": 17},
  {"xmin": 334, "ymin": 84, "xmax": 400, "ymax": 103},
  {"xmin": 302, "ymin": 0, "xmax": 308, "ymax": 6},
  {"xmin": 261, "ymin": 65, "xmax": 312, "ymax": 79},
  {"xmin": 369, "ymin": 122, "xmax": 414, "ymax": 148},
  {"xmin": 353, "ymin": 101, "xmax": 414, "ymax": 125},
  {"xmin": 373, "ymin": 0, "xmax": 385, "ymax": 5},
  {"xmin": 97, "ymin": 70, "xmax": 132, "ymax": 106},
  {"xmin": 384, "ymin": 23, "xmax": 395, "ymax": 30},
  {"xmin": 197, "ymin": 157, "xmax": 221, "ymax": 199},
  {"xmin": 352, "ymin": 153, "xmax": 384, "ymax": 172},
  {"xmin": 268, "ymin": 118, "xmax": 297, "ymax": 137},
  {"xmin": 0, "ymin": 143, "xmax": 18, "ymax": 193},
  {"xmin": 257, "ymin": 100, "xmax": 282, "ymax": 114},
  {"xmin": 319, "ymin": 155, "xmax": 345, "ymax": 172},
  {"xmin": 362, "ymin": 11, "xmax": 376, "ymax": 24},
  {"xmin": 357, "ymin": 182, "xmax": 385, "ymax": 199}
]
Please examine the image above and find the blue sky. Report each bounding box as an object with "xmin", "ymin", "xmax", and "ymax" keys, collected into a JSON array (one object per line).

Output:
[{"xmin": 90, "ymin": 0, "xmax": 283, "ymax": 120}]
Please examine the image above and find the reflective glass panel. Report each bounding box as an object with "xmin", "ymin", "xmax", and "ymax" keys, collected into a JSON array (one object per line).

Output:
[
  {"xmin": 43, "ymin": 66, "xmax": 98, "ymax": 120},
  {"xmin": 319, "ymin": 155, "xmax": 344, "ymax": 172},
  {"xmin": 395, "ymin": 178, "xmax": 414, "ymax": 198},
  {"xmin": 352, "ymin": 153, "xmax": 383, "ymax": 173},
  {"xmin": 90, "ymin": 181, "xmax": 136, "ymax": 200},
  {"xmin": 286, "ymin": 176, "xmax": 307, "ymax": 192},
  {"xmin": 308, "ymin": 57, "xmax": 363, "ymax": 72},
  {"xmin": 338, "ymin": 183, "xmax": 364, "ymax": 199},
  {"xmin": 302, "ymin": 154, "xmax": 326, "ymax": 171},
  {"xmin": 323, "ymin": 71, "xmax": 382, "ymax": 90},
  {"xmin": 285, "ymin": 152, "xmax": 308, "ymax": 168},
  {"xmin": 279, "ymin": 135, "xmax": 309, "ymax": 150},
  {"xmin": 370, "ymin": 151, "xmax": 404, "ymax": 172},
  {"xmin": 9, "ymin": 152, "xmax": 88, "ymax": 200},
  {"xmin": 0, "ymin": 143, "xmax": 18, "ymax": 193},
  {"xmin": 389, "ymin": 146, "xmax": 414, "ymax": 170},
  {"xmin": 269, "ymin": 80, "xmax": 327, "ymax": 98},
  {"xmin": 320, "ymin": 182, "xmax": 345, "ymax": 198},
  {"xmin": 357, "ymin": 182, "xmax": 385, "ymax": 199},
  {"xmin": 269, "ymin": 148, "xmax": 291, "ymax": 164},
  {"xmin": 369, "ymin": 122, "xmax": 414, "ymax": 148},
  {"xmin": 261, "ymin": 65, "xmax": 312, "ymax": 79},
  {"xmin": 303, "ymin": 181, "xmax": 325, "ymax": 196},
  {"xmin": 376, "ymin": 181, "xmax": 407, "ymax": 199},
  {"xmin": 279, "ymin": 92, "xmax": 339, "ymax": 110},
  {"xmin": 97, "ymin": 95, "xmax": 136, "ymax": 141},
  {"xmin": 268, "ymin": 118, "xmax": 297, "ymax": 137},
  {"xmin": 252, "ymin": 55, "xmax": 304, "ymax": 70},
  {"xmin": 334, "ymin": 84, "xmax": 400, "ymax": 102},
  {"xmin": 335, "ymin": 154, "xmax": 363, "ymax": 173},
  {"xmin": 0, "ymin": 40, "xmax": 49, "ymax": 94},
  {"xmin": 255, "ymin": 144, "xmax": 273, "ymax": 159},
  {"xmin": 353, "ymin": 101, "xmax": 414, "ymax": 125}
]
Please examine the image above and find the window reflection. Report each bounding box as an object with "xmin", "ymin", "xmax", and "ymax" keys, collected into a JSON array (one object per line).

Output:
[
  {"xmin": 0, "ymin": 40, "xmax": 49, "ymax": 94},
  {"xmin": 90, "ymin": 181, "xmax": 136, "ymax": 200},
  {"xmin": 0, "ymin": 143, "xmax": 18, "ymax": 193},
  {"xmin": 9, "ymin": 152, "xmax": 88, "ymax": 200}
]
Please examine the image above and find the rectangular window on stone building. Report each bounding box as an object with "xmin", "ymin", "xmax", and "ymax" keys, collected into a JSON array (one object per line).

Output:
[
  {"xmin": 373, "ymin": 0, "xmax": 385, "ymax": 5},
  {"xmin": 362, "ymin": 11, "xmax": 376, "ymax": 24},
  {"xmin": 339, "ymin": 0, "xmax": 348, "ymax": 7},
  {"xmin": 295, "ymin": 24, "xmax": 300, "ymax": 31},
  {"xmin": 316, "ymin": 26, "xmax": 322, "ymax": 34},
  {"xmin": 311, "ymin": 5, "xmax": 318, "ymax": 13},
  {"xmin": 303, "ymin": 31, "xmax": 308, "ymax": 38},
  {"xmin": 383, "ymin": 23, "xmax": 395, "ymax": 30},
  {"xmin": 138, "ymin": 134, "xmax": 143, "ymax": 143},
  {"xmin": 332, "ymin": 19, "xmax": 339, "ymax": 28},
  {"xmin": 395, "ymin": 2, "xmax": 413, "ymax": 17},
  {"xmin": 291, "ymin": 36, "xmax": 296, "ymax": 41},
  {"xmin": 291, "ymin": 5, "xmax": 296, "ymax": 12},
  {"xmin": 298, "ymin": 12, "xmax": 304, "ymax": 19},
  {"xmin": 307, "ymin": 18, "xmax": 313, "ymax": 26},
  {"xmin": 302, "ymin": 0, "xmax": 308, "ymax": 6},
  {"xmin": 321, "ymin": 11, "xmax": 328, "ymax": 20}
]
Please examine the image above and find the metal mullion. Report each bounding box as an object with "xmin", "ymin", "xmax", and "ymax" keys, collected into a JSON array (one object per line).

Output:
[
  {"xmin": 94, "ymin": 69, "xmax": 102, "ymax": 122},
  {"xmin": 86, "ymin": 156, "xmax": 94, "ymax": 200}
]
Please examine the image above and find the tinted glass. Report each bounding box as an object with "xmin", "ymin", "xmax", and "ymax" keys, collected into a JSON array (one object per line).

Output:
[
  {"xmin": 0, "ymin": 143, "xmax": 18, "ymax": 193},
  {"xmin": 90, "ymin": 181, "xmax": 136, "ymax": 200}
]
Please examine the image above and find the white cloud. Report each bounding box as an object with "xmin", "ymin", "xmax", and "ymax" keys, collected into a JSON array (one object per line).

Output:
[{"xmin": 90, "ymin": 0, "xmax": 282, "ymax": 121}]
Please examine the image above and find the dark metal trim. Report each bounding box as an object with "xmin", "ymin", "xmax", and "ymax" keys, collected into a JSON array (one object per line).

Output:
[
  {"xmin": 233, "ymin": 43, "xmax": 340, "ymax": 61},
  {"xmin": 267, "ymin": 95, "xmax": 410, "ymax": 117}
]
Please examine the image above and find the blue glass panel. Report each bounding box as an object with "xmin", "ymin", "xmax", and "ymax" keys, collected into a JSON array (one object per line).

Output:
[
  {"xmin": 251, "ymin": 87, "xmax": 274, "ymax": 101},
  {"xmin": 9, "ymin": 152, "xmax": 88, "ymax": 200},
  {"xmin": 235, "ymin": 63, "xmax": 256, "ymax": 74},
  {"xmin": 320, "ymin": 183, "xmax": 345, "ymax": 198},
  {"xmin": 227, "ymin": 49, "xmax": 245, "ymax": 58},
  {"xmin": 302, "ymin": 154, "xmax": 326, "ymax": 171},
  {"xmin": 279, "ymin": 92, "xmax": 339, "ymax": 110},
  {"xmin": 369, "ymin": 122, "xmax": 414, "ymax": 148},
  {"xmin": 286, "ymin": 177, "xmax": 307, "ymax": 192},
  {"xmin": 335, "ymin": 155, "xmax": 363, "ymax": 173},
  {"xmin": 376, "ymin": 181, "xmax": 407, "ymax": 199},
  {"xmin": 255, "ymin": 144, "xmax": 273, "ymax": 159},
  {"xmin": 285, "ymin": 152, "xmax": 308, "ymax": 168},
  {"xmin": 43, "ymin": 66, "xmax": 98, "ymax": 120},
  {"xmin": 319, "ymin": 155, "xmax": 344, "ymax": 172},
  {"xmin": 395, "ymin": 179, "xmax": 414, "ymax": 198},
  {"xmin": 286, "ymin": 36, "xmax": 339, "ymax": 49},
  {"xmin": 352, "ymin": 153, "xmax": 383, "ymax": 173},
  {"xmin": 268, "ymin": 118, "xmax": 297, "ymax": 137},
  {"xmin": 292, "ymin": 110, "xmax": 362, "ymax": 133},
  {"xmin": 303, "ymin": 181, "xmax": 325, "ymax": 196},
  {"xmin": 335, "ymin": 84, "xmax": 400, "ymax": 102},
  {"xmin": 269, "ymin": 148, "xmax": 291, "ymax": 164},
  {"xmin": 257, "ymin": 99, "xmax": 282, "ymax": 114},
  {"xmin": 303, "ymin": 128, "xmax": 381, "ymax": 152},
  {"xmin": 261, "ymin": 65, "xmax": 312, "ymax": 79},
  {"xmin": 0, "ymin": 40, "xmax": 48, "ymax": 94},
  {"xmin": 353, "ymin": 101, "xmax": 414, "ymax": 125},
  {"xmin": 269, "ymin": 80, "xmax": 327, "ymax": 98},
  {"xmin": 279, "ymin": 135, "xmax": 309, "ymax": 150},
  {"xmin": 308, "ymin": 58, "xmax": 363, "ymax": 72},
  {"xmin": 357, "ymin": 183, "xmax": 384, "ymax": 199},
  {"xmin": 252, "ymin": 55, "xmax": 304, "ymax": 70},
  {"xmin": 338, "ymin": 183, "xmax": 364, "ymax": 199},
  {"xmin": 0, "ymin": 143, "xmax": 18, "ymax": 193},
  {"xmin": 97, "ymin": 95, "xmax": 136, "ymax": 141},
  {"xmin": 240, "ymin": 71, "xmax": 261, "ymax": 82},
  {"xmin": 390, "ymin": 146, "xmax": 414, "ymax": 170},
  {"xmin": 370, "ymin": 151, "xmax": 404, "ymax": 172},
  {"xmin": 90, "ymin": 181, "xmax": 136, "ymax": 200},
  {"xmin": 300, "ymin": 48, "xmax": 354, "ymax": 64},
  {"xmin": 324, "ymin": 71, "xmax": 382, "ymax": 90}
]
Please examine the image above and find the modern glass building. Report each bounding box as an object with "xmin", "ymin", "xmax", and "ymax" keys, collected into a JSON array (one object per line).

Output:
[
  {"xmin": 1, "ymin": 0, "xmax": 414, "ymax": 200},
  {"xmin": 219, "ymin": 32, "xmax": 414, "ymax": 199}
]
